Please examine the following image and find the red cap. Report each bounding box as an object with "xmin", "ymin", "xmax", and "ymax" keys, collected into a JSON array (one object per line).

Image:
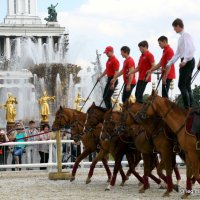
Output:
[{"xmin": 104, "ymin": 46, "xmax": 114, "ymax": 53}]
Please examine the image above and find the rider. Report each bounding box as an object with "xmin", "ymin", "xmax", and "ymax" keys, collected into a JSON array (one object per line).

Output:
[
  {"xmin": 97, "ymin": 46, "xmax": 120, "ymax": 109},
  {"xmin": 110, "ymin": 46, "xmax": 136, "ymax": 103},
  {"xmin": 166, "ymin": 18, "xmax": 195, "ymax": 110},
  {"xmin": 129, "ymin": 41, "xmax": 155, "ymax": 103},
  {"xmin": 146, "ymin": 36, "xmax": 176, "ymax": 98}
]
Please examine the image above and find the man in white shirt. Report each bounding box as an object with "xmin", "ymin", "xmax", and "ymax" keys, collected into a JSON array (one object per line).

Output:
[{"xmin": 166, "ymin": 18, "xmax": 195, "ymax": 109}]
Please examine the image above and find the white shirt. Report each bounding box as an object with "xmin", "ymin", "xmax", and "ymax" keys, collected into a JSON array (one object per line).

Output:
[{"xmin": 167, "ymin": 31, "xmax": 195, "ymax": 66}]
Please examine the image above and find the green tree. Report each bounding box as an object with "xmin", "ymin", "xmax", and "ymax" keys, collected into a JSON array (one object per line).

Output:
[{"xmin": 175, "ymin": 85, "xmax": 200, "ymax": 108}]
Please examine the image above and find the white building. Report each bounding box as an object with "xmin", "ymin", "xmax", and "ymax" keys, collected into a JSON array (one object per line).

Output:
[{"xmin": 0, "ymin": 0, "xmax": 66, "ymax": 60}]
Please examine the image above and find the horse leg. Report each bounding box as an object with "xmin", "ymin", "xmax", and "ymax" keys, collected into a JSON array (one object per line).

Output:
[
  {"xmin": 71, "ymin": 148, "xmax": 92, "ymax": 182},
  {"xmin": 139, "ymin": 153, "xmax": 151, "ymax": 193},
  {"xmin": 106, "ymin": 150, "xmax": 125, "ymax": 191},
  {"xmin": 86, "ymin": 149, "xmax": 110, "ymax": 184},
  {"xmin": 181, "ymin": 165, "xmax": 193, "ymax": 199},
  {"xmin": 160, "ymin": 151, "xmax": 174, "ymax": 197},
  {"xmin": 126, "ymin": 150, "xmax": 144, "ymax": 185},
  {"xmin": 148, "ymin": 154, "xmax": 162, "ymax": 186},
  {"xmin": 101, "ymin": 156, "xmax": 112, "ymax": 183}
]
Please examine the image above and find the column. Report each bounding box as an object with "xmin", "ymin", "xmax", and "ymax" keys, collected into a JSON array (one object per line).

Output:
[
  {"xmin": 38, "ymin": 37, "xmax": 42, "ymax": 62},
  {"xmin": 16, "ymin": 37, "xmax": 21, "ymax": 58},
  {"xmin": 5, "ymin": 37, "xmax": 11, "ymax": 60},
  {"xmin": 17, "ymin": 0, "xmax": 21, "ymax": 14},
  {"xmin": 24, "ymin": 0, "xmax": 28, "ymax": 14},
  {"xmin": 48, "ymin": 36, "xmax": 53, "ymax": 62}
]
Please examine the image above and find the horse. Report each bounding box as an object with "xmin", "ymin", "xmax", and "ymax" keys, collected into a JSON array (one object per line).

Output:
[
  {"xmin": 100, "ymin": 110, "xmax": 148, "ymax": 190},
  {"xmin": 118, "ymin": 101, "xmax": 182, "ymax": 197},
  {"xmin": 70, "ymin": 111, "xmax": 131, "ymax": 187},
  {"xmin": 70, "ymin": 112, "xmax": 112, "ymax": 183},
  {"xmin": 52, "ymin": 106, "xmax": 82, "ymax": 130},
  {"xmin": 135, "ymin": 90, "xmax": 200, "ymax": 199}
]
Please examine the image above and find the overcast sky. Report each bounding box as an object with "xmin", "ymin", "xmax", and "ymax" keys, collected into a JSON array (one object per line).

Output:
[{"xmin": 0, "ymin": 0, "xmax": 200, "ymax": 96}]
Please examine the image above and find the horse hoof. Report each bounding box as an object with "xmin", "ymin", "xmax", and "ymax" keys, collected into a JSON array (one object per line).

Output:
[
  {"xmin": 86, "ymin": 178, "xmax": 91, "ymax": 184},
  {"xmin": 120, "ymin": 181, "xmax": 125, "ymax": 186},
  {"xmin": 105, "ymin": 185, "xmax": 111, "ymax": 191},
  {"xmin": 181, "ymin": 193, "xmax": 189, "ymax": 199},
  {"xmin": 162, "ymin": 191, "xmax": 170, "ymax": 197},
  {"xmin": 138, "ymin": 182, "xmax": 143, "ymax": 187},
  {"xmin": 70, "ymin": 176, "xmax": 75, "ymax": 182},
  {"xmin": 139, "ymin": 188, "xmax": 145, "ymax": 193},
  {"xmin": 107, "ymin": 178, "xmax": 111, "ymax": 183},
  {"xmin": 173, "ymin": 184, "xmax": 179, "ymax": 192}
]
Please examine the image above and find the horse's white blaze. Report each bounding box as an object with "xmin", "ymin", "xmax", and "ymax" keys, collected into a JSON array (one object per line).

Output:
[
  {"xmin": 100, "ymin": 120, "xmax": 105, "ymax": 140},
  {"xmin": 83, "ymin": 113, "xmax": 88, "ymax": 133}
]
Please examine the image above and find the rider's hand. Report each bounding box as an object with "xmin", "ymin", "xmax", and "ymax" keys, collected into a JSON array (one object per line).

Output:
[
  {"xmin": 110, "ymin": 78, "xmax": 115, "ymax": 85},
  {"xmin": 162, "ymin": 75, "xmax": 167, "ymax": 85},
  {"xmin": 179, "ymin": 61, "xmax": 186, "ymax": 68},
  {"xmin": 126, "ymin": 84, "xmax": 131, "ymax": 92},
  {"xmin": 110, "ymin": 83, "xmax": 115, "ymax": 90},
  {"xmin": 197, "ymin": 62, "xmax": 200, "ymax": 70},
  {"xmin": 97, "ymin": 76, "xmax": 101, "ymax": 81}
]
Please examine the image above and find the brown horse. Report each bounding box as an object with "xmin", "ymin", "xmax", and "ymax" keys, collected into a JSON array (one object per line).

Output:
[
  {"xmin": 136, "ymin": 91, "xmax": 200, "ymax": 199},
  {"xmin": 70, "ymin": 111, "xmax": 131, "ymax": 186},
  {"xmin": 52, "ymin": 106, "xmax": 82, "ymax": 130},
  {"xmin": 70, "ymin": 112, "xmax": 112, "ymax": 183},
  {"xmin": 119, "ymin": 101, "xmax": 182, "ymax": 197},
  {"xmin": 99, "ymin": 110, "xmax": 148, "ymax": 190}
]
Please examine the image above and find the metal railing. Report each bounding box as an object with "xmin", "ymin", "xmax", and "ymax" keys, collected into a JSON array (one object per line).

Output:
[{"xmin": 0, "ymin": 140, "xmax": 184, "ymax": 172}]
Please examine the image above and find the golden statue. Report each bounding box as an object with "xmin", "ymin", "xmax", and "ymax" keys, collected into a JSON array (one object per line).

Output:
[
  {"xmin": 38, "ymin": 91, "xmax": 55, "ymax": 122},
  {"xmin": 0, "ymin": 93, "xmax": 17, "ymax": 123},
  {"xmin": 129, "ymin": 95, "xmax": 136, "ymax": 103},
  {"xmin": 111, "ymin": 97, "xmax": 122, "ymax": 111},
  {"xmin": 74, "ymin": 92, "xmax": 86, "ymax": 111}
]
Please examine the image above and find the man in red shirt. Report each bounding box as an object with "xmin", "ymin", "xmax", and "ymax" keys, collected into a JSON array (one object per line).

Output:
[
  {"xmin": 146, "ymin": 36, "xmax": 176, "ymax": 98},
  {"xmin": 111, "ymin": 46, "xmax": 136, "ymax": 103},
  {"xmin": 98, "ymin": 46, "xmax": 120, "ymax": 109},
  {"xmin": 129, "ymin": 41, "xmax": 155, "ymax": 103}
]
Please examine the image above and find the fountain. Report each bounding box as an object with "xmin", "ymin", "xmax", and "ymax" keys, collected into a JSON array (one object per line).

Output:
[{"xmin": 0, "ymin": 34, "xmax": 81, "ymax": 127}]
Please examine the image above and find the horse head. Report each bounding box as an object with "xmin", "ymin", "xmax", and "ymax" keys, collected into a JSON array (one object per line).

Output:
[
  {"xmin": 52, "ymin": 106, "xmax": 71, "ymax": 131},
  {"xmin": 83, "ymin": 102, "xmax": 108, "ymax": 134},
  {"xmin": 100, "ymin": 110, "xmax": 120, "ymax": 141}
]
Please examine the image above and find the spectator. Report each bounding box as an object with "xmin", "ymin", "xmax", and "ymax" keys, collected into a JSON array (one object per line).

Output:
[
  {"xmin": 26, "ymin": 120, "xmax": 38, "ymax": 169},
  {"xmin": 37, "ymin": 124, "xmax": 51, "ymax": 170},
  {"xmin": 13, "ymin": 122, "xmax": 26, "ymax": 171},
  {"xmin": 0, "ymin": 130, "xmax": 9, "ymax": 170}
]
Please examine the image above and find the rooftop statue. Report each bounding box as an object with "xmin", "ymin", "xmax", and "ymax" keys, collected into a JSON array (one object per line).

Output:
[{"xmin": 44, "ymin": 3, "xmax": 58, "ymax": 22}]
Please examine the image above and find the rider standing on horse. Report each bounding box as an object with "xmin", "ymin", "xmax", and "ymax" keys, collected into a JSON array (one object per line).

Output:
[
  {"xmin": 97, "ymin": 46, "xmax": 120, "ymax": 109},
  {"xmin": 166, "ymin": 18, "xmax": 195, "ymax": 110},
  {"xmin": 146, "ymin": 36, "xmax": 176, "ymax": 98},
  {"xmin": 128, "ymin": 41, "xmax": 155, "ymax": 103},
  {"xmin": 111, "ymin": 46, "xmax": 136, "ymax": 103}
]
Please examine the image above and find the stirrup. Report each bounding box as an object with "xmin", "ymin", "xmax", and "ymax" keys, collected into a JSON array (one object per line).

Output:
[
  {"xmin": 173, "ymin": 145, "xmax": 181, "ymax": 153},
  {"xmin": 196, "ymin": 141, "xmax": 200, "ymax": 150}
]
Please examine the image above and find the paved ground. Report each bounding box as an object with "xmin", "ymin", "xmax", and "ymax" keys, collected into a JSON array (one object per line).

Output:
[{"xmin": 0, "ymin": 168, "xmax": 200, "ymax": 200}]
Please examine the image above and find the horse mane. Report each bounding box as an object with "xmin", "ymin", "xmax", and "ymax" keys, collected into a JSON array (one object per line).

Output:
[
  {"xmin": 164, "ymin": 98, "xmax": 188, "ymax": 116},
  {"xmin": 87, "ymin": 105, "xmax": 108, "ymax": 113}
]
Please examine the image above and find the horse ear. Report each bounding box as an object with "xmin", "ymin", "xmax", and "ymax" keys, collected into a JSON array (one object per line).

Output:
[
  {"xmin": 60, "ymin": 106, "xmax": 63, "ymax": 110},
  {"xmin": 92, "ymin": 102, "xmax": 96, "ymax": 106}
]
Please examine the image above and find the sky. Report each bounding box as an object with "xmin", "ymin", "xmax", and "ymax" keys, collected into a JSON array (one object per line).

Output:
[{"xmin": 0, "ymin": 0, "xmax": 200, "ymax": 97}]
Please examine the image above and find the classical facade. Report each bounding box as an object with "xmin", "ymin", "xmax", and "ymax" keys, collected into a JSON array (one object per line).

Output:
[{"xmin": 0, "ymin": 0, "xmax": 66, "ymax": 60}]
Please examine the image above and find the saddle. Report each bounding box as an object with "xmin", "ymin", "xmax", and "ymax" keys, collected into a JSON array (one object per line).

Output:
[{"xmin": 186, "ymin": 107, "xmax": 200, "ymax": 136}]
